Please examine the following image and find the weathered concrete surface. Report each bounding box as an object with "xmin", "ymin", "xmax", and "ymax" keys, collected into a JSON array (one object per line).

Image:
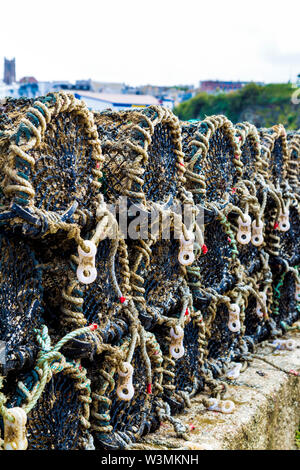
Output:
[{"xmin": 135, "ymin": 331, "xmax": 300, "ymax": 450}]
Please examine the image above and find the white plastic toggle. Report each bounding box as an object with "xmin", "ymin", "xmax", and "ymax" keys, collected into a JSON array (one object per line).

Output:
[
  {"xmin": 76, "ymin": 240, "xmax": 97, "ymax": 285},
  {"xmin": 251, "ymin": 219, "xmax": 264, "ymax": 246},
  {"xmin": 226, "ymin": 362, "xmax": 243, "ymax": 380},
  {"xmin": 295, "ymin": 283, "xmax": 300, "ymax": 301},
  {"xmin": 169, "ymin": 326, "xmax": 185, "ymax": 359},
  {"xmin": 256, "ymin": 291, "xmax": 267, "ymax": 318},
  {"xmin": 206, "ymin": 398, "xmax": 235, "ymax": 414},
  {"xmin": 237, "ymin": 214, "xmax": 251, "ymax": 245},
  {"xmin": 272, "ymin": 339, "xmax": 296, "ymax": 351},
  {"xmin": 116, "ymin": 362, "xmax": 134, "ymax": 401},
  {"xmin": 278, "ymin": 208, "xmax": 290, "ymax": 232},
  {"xmin": 228, "ymin": 303, "xmax": 241, "ymax": 332},
  {"xmin": 178, "ymin": 231, "xmax": 195, "ymax": 266},
  {"xmin": 4, "ymin": 407, "xmax": 28, "ymax": 450}
]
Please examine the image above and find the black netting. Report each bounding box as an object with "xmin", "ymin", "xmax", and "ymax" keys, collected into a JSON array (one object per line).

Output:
[
  {"xmin": 207, "ymin": 302, "xmax": 241, "ymax": 364},
  {"xmin": 191, "ymin": 219, "xmax": 236, "ymax": 292},
  {"xmin": 173, "ymin": 318, "xmax": 204, "ymax": 394},
  {"xmin": 5, "ymin": 365, "xmax": 90, "ymax": 450},
  {"xmin": 204, "ymin": 129, "xmax": 238, "ymax": 204},
  {"xmin": 29, "ymin": 113, "xmax": 97, "ymax": 213},
  {"xmin": 277, "ymin": 204, "xmax": 300, "ymax": 265},
  {"xmin": 128, "ymin": 237, "xmax": 184, "ymax": 329},
  {"xmin": 0, "ymin": 231, "xmax": 44, "ymax": 375},
  {"xmin": 95, "ymin": 107, "xmax": 182, "ymax": 206},
  {"xmin": 272, "ymin": 270, "xmax": 299, "ymax": 329},
  {"xmin": 92, "ymin": 342, "xmax": 161, "ymax": 450}
]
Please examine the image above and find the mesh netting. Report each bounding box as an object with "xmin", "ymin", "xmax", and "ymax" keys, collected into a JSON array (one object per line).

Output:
[
  {"xmin": 181, "ymin": 117, "xmax": 241, "ymax": 206},
  {"xmin": 0, "ymin": 231, "xmax": 44, "ymax": 375},
  {"xmin": 259, "ymin": 126, "xmax": 289, "ymax": 186},
  {"xmin": 173, "ymin": 314, "xmax": 205, "ymax": 395},
  {"xmin": 206, "ymin": 300, "xmax": 241, "ymax": 368},
  {"xmin": 276, "ymin": 204, "xmax": 300, "ymax": 266},
  {"xmin": 4, "ymin": 361, "xmax": 91, "ymax": 450},
  {"xmin": 129, "ymin": 238, "xmax": 185, "ymax": 327},
  {"xmin": 204, "ymin": 129, "xmax": 239, "ymax": 203},
  {"xmin": 95, "ymin": 106, "xmax": 184, "ymax": 207},
  {"xmin": 0, "ymin": 93, "xmax": 102, "ymax": 238},
  {"xmin": 29, "ymin": 113, "xmax": 97, "ymax": 212},
  {"xmin": 91, "ymin": 337, "xmax": 162, "ymax": 450},
  {"xmin": 271, "ymin": 269, "xmax": 299, "ymax": 336},
  {"xmin": 189, "ymin": 219, "xmax": 236, "ymax": 293}
]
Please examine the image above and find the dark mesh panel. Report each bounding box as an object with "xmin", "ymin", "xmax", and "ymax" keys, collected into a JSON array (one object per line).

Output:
[
  {"xmin": 29, "ymin": 113, "xmax": 97, "ymax": 212},
  {"xmin": 0, "ymin": 231, "xmax": 44, "ymax": 375}
]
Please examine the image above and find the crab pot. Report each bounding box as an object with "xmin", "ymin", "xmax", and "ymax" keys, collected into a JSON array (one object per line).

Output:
[
  {"xmin": 172, "ymin": 312, "xmax": 206, "ymax": 397},
  {"xmin": 91, "ymin": 336, "xmax": 163, "ymax": 450},
  {"xmin": 182, "ymin": 116, "xmax": 242, "ymax": 207},
  {"xmin": 243, "ymin": 276, "xmax": 272, "ymax": 344},
  {"xmin": 4, "ymin": 361, "xmax": 92, "ymax": 450},
  {"xmin": 0, "ymin": 96, "xmax": 34, "ymax": 156},
  {"xmin": 94, "ymin": 106, "xmax": 185, "ymax": 208},
  {"xmin": 275, "ymin": 202, "xmax": 300, "ymax": 266},
  {"xmin": 40, "ymin": 231, "xmax": 133, "ymax": 359},
  {"xmin": 190, "ymin": 217, "xmax": 237, "ymax": 297},
  {"xmin": 287, "ymin": 131, "xmax": 300, "ymax": 190},
  {"xmin": 128, "ymin": 234, "xmax": 187, "ymax": 327},
  {"xmin": 0, "ymin": 230, "xmax": 44, "ymax": 376},
  {"xmin": 204, "ymin": 294, "xmax": 247, "ymax": 376},
  {"xmin": 259, "ymin": 126, "xmax": 289, "ymax": 188},
  {"xmin": 272, "ymin": 268, "xmax": 299, "ymax": 330},
  {"xmin": 0, "ymin": 92, "xmax": 102, "ymax": 237},
  {"xmin": 127, "ymin": 232, "xmax": 192, "ymax": 411},
  {"xmin": 235, "ymin": 122, "xmax": 261, "ymax": 180}
]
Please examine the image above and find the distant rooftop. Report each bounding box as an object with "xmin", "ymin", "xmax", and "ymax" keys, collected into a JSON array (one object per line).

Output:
[{"xmin": 71, "ymin": 90, "xmax": 159, "ymax": 106}]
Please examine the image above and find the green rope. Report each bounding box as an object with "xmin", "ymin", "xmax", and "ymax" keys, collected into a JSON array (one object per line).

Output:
[{"xmin": 21, "ymin": 324, "xmax": 95, "ymax": 414}]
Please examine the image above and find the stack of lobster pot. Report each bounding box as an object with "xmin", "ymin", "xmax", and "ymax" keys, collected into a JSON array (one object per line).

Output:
[{"xmin": 0, "ymin": 92, "xmax": 298, "ymax": 450}]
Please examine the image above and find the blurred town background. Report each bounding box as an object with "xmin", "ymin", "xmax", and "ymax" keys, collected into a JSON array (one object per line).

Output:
[{"xmin": 1, "ymin": 57, "xmax": 300, "ymax": 129}]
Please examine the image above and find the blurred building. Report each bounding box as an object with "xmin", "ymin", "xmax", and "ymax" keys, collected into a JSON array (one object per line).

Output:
[
  {"xmin": 199, "ymin": 80, "xmax": 248, "ymax": 94},
  {"xmin": 4, "ymin": 57, "xmax": 16, "ymax": 85},
  {"xmin": 72, "ymin": 90, "xmax": 159, "ymax": 111}
]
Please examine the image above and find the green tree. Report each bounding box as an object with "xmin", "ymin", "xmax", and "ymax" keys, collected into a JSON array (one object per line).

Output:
[{"xmin": 174, "ymin": 83, "xmax": 299, "ymax": 129}]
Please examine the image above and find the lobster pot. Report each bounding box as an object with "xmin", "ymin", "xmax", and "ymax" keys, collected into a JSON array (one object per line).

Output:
[
  {"xmin": 218, "ymin": 123, "xmax": 264, "ymax": 281},
  {"xmin": 182, "ymin": 116, "xmax": 242, "ymax": 208},
  {"xmin": 0, "ymin": 230, "xmax": 44, "ymax": 376},
  {"xmin": 1, "ymin": 92, "xmax": 102, "ymax": 236},
  {"xmin": 94, "ymin": 106, "xmax": 185, "ymax": 207},
  {"xmin": 181, "ymin": 120, "xmax": 206, "ymax": 205},
  {"xmin": 127, "ymin": 232, "xmax": 192, "ymax": 414},
  {"xmin": 128, "ymin": 236, "xmax": 188, "ymax": 328},
  {"xmin": 6, "ymin": 361, "xmax": 92, "ymax": 450},
  {"xmin": 189, "ymin": 217, "xmax": 238, "ymax": 298},
  {"xmin": 259, "ymin": 126, "xmax": 289, "ymax": 188},
  {"xmin": 49, "ymin": 233, "xmax": 132, "ymax": 355},
  {"xmin": 0, "ymin": 97, "xmax": 34, "ymax": 169},
  {"xmin": 243, "ymin": 271, "xmax": 273, "ymax": 345},
  {"xmin": 204, "ymin": 293, "xmax": 246, "ymax": 375},
  {"xmin": 172, "ymin": 312, "xmax": 205, "ymax": 397},
  {"xmin": 264, "ymin": 199, "xmax": 300, "ymax": 270},
  {"xmin": 272, "ymin": 268, "xmax": 300, "ymax": 329},
  {"xmin": 287, "ymin": 131, "xmax": 300, "ymax": 190},
  {"xmin": 254, "ymin": 127, "xmax": 288, "ymax": 263},
  {"xmin": 275, "ymin": 202, "xmax": 300, "ymax": 266},
  {"xmin": 235, "ymin": 122, "xmax": 261, "ymax": 181},
  {"xmin": 91, "ymin": 336, "xmax": 163, "ymax": 450}
]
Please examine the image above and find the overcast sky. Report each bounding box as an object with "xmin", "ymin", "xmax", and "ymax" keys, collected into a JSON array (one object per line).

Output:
[{"xmin": 1, "ymin": 0, "xmax": 299, "ymax": 87}]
